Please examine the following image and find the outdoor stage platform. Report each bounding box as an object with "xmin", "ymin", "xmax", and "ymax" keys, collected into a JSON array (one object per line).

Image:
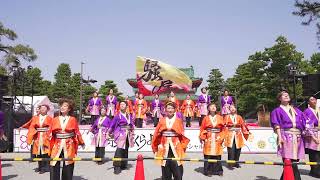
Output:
[{"xmin": 14, "ymin": 125, "xmax": 277, "ymax": 153}]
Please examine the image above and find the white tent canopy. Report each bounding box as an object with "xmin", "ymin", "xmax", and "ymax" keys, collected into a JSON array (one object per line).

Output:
[{"xmin": 14, "ymin": 96, "xmax": 55, "ymax": 117}]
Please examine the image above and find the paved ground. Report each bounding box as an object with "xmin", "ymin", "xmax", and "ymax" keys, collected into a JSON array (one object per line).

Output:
[{"xmin": 1, "ymin": 152, "xmax": 318, "ymax": 180}]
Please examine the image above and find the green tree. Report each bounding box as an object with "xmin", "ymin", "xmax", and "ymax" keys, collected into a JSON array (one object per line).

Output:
[
  {"xmin": 52, "ymin": 63, "xmax": 72, "ymax": 101},
  {"xmin": 309, "ymin": 52, "xmax": 320, "ymax": 72},
  {"xmin": 23, "ymin": 67, "xmax": 43, "ymax": 96},
  {"xmin": 207, "ymin": 68, "xmax": 225, "ymax": 103},
  {"xmin": 226, "ymin": 36, "xmax": 308, "ymax": 116},
  {"xmin": 82, "ymin": 84, "xmax": 97, "ymax": 111},
  {"xmin": 40, "ymin": 80, "xmax": 53, "ymax": 99},
  {"xmin": 0, "ymin": 22, "xmax": 37, "ymax": 73},
  {"xmin": 99, "ymin": 80, "xmax": 123, "ymax": 102}
]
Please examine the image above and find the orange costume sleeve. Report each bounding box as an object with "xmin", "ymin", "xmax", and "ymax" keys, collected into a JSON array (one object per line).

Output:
[
  {"xmin": 27, "ymin": 116, "xmax": 53, "ymax": 155},
  {"xmin": 134, "ymin": 99, "xmax": 148, "ymax": 119},
  {"xmin": 116, "ymin": 102, "xmax": 120, "ymax": 115},
  {"xmin": 175, "ymin": 100, "xmax": 180, "ymax": 112},
  {"xmin": 224, "ymin": 114, "xmax": 249, "ymax": 149},
  {"xmin": 127, "ymin": 100, "xmax": 133, "ymax": 114},
  {"xmin": 21, "ymin": 118, "xmax": 33, "ymax": 129},
  {"xmin": 199, "ymin": 115, "xmax": 225, "ymax": 156},
  {"xmin": 181, "ymin": 100, "xmax": 195, "ymax": 117},
  {"xmin": 152, "ymin": 117, "xmax": 190, "ymax": 166},
  {"xmin": 50, "ymin": 116, "xmax": 84, "ymax": 166}
]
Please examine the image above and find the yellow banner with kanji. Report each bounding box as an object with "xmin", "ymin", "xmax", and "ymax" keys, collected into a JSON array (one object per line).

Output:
[{"xmin": 136, "ymin": 56, "xmax": 192, "ymax": 95}]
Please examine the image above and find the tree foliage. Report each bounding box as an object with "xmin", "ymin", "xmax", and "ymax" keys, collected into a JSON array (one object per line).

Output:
[
  {"xmin": 0, "ymin": 22, "xmax": 37, "ymax": 73},
  {"xmin": 226, "ymin": 36, "xmax": 313, "ymax": 116},
  {"xmin": 207, "ymin": 68, "xmax": 225, "ymax": 103}
]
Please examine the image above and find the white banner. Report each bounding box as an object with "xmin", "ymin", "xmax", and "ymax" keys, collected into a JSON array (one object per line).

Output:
[{"xmin": 13, "ymin": 127, "xmax": 277, "ymax": 153}]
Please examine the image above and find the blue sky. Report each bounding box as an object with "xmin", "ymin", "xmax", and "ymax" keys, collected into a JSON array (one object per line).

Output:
[{"xmin": 0, "ymin": 0, "xmax": 318, "ymax": 95}]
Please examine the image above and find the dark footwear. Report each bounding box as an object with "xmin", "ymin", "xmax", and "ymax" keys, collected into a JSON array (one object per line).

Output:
[
  {"xmin": 114, "ymin": 167, "xmax": 121, "ymax": 174},
  {"xmin": 227, "ymin": 165, "xmax": 234, "ymax": 170},
  {"xmin": 120, "ymin": 166, "xmax": 127, "ymax": 170},
  {"xmin": 34, "ymin": 168, "xmax": 40, "ymax": 172},
  {"xmin": 203, "ymin": 171, "xmax": 212, "ymax": 177},
  {"xmin": 235, "ymin": 164, "xmax": 241, "ymax": 168},
  {"xmin": 39, "ymin": 170, "xmax": 46, "ymax": 174}
]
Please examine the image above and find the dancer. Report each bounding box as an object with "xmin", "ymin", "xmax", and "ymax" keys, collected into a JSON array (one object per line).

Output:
[
  {"xmin": 304, "ymin": 96, "xmax": 320, "ymax": 178},
  {"xmin": 106, "ymin": 89, "xmax": 117, "ymax": 119},
  {"xmin": 134, "ymin": 93, "xmax": 147, "ymax": 128},
  {"xmin": 50, "ymin": 98, "xmax": 85, "ymax": 180},
  {"xmin": 109, "ymin": 101, "xmax": 135, "ymax": 174},
  {"xmin": 199, "ymin": 103, "xmax": 225, "ymax": 176},
  {"xmin": 197, "ymin": 87, "xmax": 211, "ymax": 126},
  {"xmin": 151, "ymin": 94, "xmax": 163, "ymax": 127},
  {"xmin": 89, "ymin": 108, "xmax": 111, "ymax": 165},
  {"xmin": 152, "ymin": 102, "xmax": 190, "ymax": 180},
  {"xmin": 181, "ymin": 94, "xmax": 195, "ymax": 127},
  {"xmin": 224, "ymin": 104, "xmax": 250, "ymax": 169},
  {"xmin": 86, "ymin": 91, "xmax": 103, "ymax": 125},
  {"xmin": 220, "ymin": 90, "xmax": 234, "ymax": 116},
  {"xmin": 27, "ymin": 104, "xmax": 52, "ymax": 173},
  {"xmin": 270, "ymin": 90, "xmax": 305, "ymax": 180}
]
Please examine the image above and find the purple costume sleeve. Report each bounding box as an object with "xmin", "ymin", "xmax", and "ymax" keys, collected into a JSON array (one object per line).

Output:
[
  {"xmin": 270, "ymin": 108, "xmax": 281, "ymax": 129},
  {"xmin": 270, "ymin": 107, "xmax": 306, "ymax": 131}
]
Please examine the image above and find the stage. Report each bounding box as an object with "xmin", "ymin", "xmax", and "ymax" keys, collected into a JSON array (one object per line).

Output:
[{"xmin": 14, "ymin": 126, "xmax": 277, "ymax": 153}]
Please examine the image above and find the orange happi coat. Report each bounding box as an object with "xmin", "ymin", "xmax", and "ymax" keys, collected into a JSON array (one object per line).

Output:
[
  {"xmin": 181, "ymin": 99, "xmax": 195, "ymax": 117},
  {"xmin": 50, "ymin": 116, "xmax": 84, "ymax": 166},
  {"xmin": 116, "ymin": 100, "xmax": 133, "ymax": 115},
  {"xmin": 21, "ymin": 117, "xmax": 35, "ymax": 129},
  {"xmin": 134, "ymin": 99, "xmax": 147, "ymax": 119},
  {"xmin": 152, "ymin": 115, "xmax": 190, "ymax": 166},
  {"xmin": 199, "ymin": 114, "xmax": 225, "ymax": 156},
  {"xmin": 168, "ymin": 97, "xmax": 180, "ymax": 111},
  {"xmin": 27, "ymin": 115, "xmax": 53, "ymax": 155},
  {"xmin": 224, "ymin": 114, "xmax": 250, "ymax": 149}
]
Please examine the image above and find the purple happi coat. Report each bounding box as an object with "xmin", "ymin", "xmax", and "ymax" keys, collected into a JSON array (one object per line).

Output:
[
  {"xmin": 220, "ymin": 96, "xmax": 234, "ymax": 115},
  {"xmin": 270, "ymin": 106, "xmax": 306, "ymax": 160},
  {"xmin": 304, "ymin": 107, "xmax": 320, "ymax": 151},
  {"xmin": 151, "ymin": 99, "xmax": 164, "ymax": 118},
  {"xmin": 108, "ymin": 112, "xmax": 135, "ymax": 149},
  {"xmin": 197, "ymin": 94, "xmax": 211, "ymax": 116},
  {"xmin": 91, "ymin": 116, "xmax": 112, "ymax": 147},
  {"xmin": 88, "ymin": 97, "xmax": 103, "ymax": 116},
  {"xmin": 106, "ymin": 95, "xmax": 117, "ymax": 117}
]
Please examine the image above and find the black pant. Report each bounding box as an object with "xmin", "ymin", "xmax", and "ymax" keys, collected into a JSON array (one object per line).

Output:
[
  {"xmin": 135, "ymin": 118, "xmax": 143, "ymax": 128},
  {"xmin": 90, "ymin": 115, "xmax": 99, "ymax": 125},
  {"xmin": 204, "ymin": 155, "xmax": 223, "ymax": 175},
  {"xmin": 50, "ymin": 151, "xmax": 75, "ymax": 180},
  {"xmin": 308, "ymin": 149, "xmax": 320, "ymax": 177},
  {"xmin": 199, "ymin": 115, "xmax": 206, "ymax": 127},
  {"xmin": 185, "ymin": 117, "xmax": 191, "ymax": 127},
  {"xmin": 95, "ymin": 147, "xmax": 105, "ymax": 162},
  {"xmin": 31, "ymin": 144, "xmax": 35, "ymax": 159},
  {"xmin": 280, "ymin": 159, "xmax": 301, "ymax": 180},
  {"xmin": 37, "ymin": 151, "xmax": 49, "ymax": 171},
  {"xmin": 161, "ymin": 147, "xmax": 183, "ymax": 180},
  {"xmin": 227, "ymin": 139, "xmax": 241, "ymax": 167},
  {"xmin": 153, "ymin": 117, "xmax": 159, "ymax": 127},
  {"xmin": 113, "ymin": 137, "xmax": 129, "ymax": 170}
]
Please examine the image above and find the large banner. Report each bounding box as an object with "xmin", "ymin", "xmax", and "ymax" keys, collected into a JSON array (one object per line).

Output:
[
  {"xmin": 14, "ymin": 127, "xmax": 277, "ymax": 153},
  {"xmin": 136, "ymin": 56, "xmax": 192, "ymax": 96}
]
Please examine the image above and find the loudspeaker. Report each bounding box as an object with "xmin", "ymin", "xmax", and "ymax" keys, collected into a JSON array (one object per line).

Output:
[{"xmin": 302, "ymin": 74, "xmax": 320, "ymax": 97}]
